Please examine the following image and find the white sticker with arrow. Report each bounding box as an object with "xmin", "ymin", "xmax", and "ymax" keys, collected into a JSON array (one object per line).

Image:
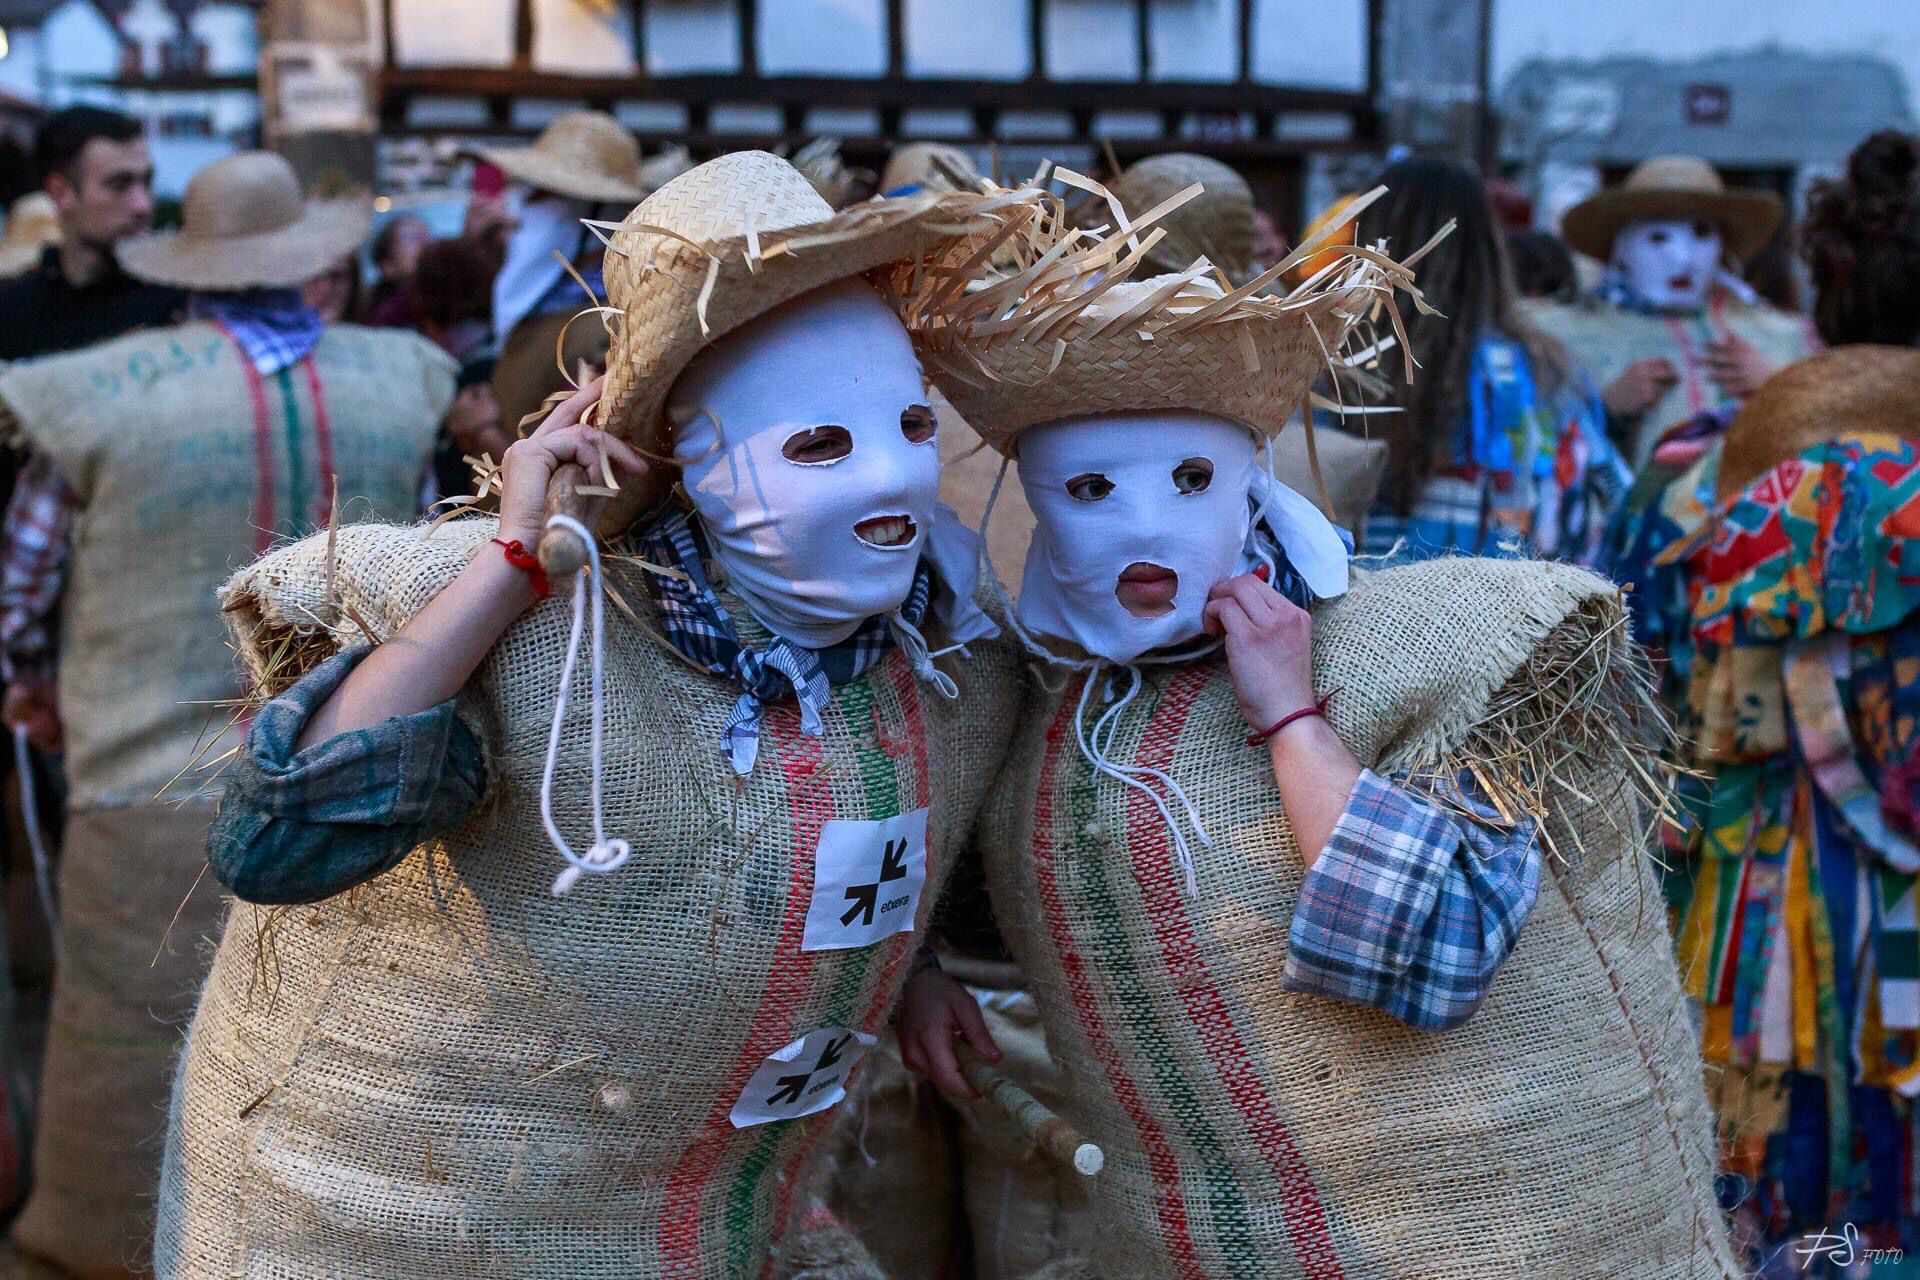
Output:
[
  {"xmin": 728, "ymin": 1026, "xmax": 877, "ymax": 1128},
  {"xmin": 801, "ymin": 807, "xmax": 930, "ymax": 952}
]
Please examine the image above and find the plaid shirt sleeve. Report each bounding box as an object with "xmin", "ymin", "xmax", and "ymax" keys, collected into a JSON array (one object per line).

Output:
[
  {"xmin": 208, "ymin": 645, "xmax": 490, "ymax": 905},
  {"xmin": 1282, "ymin": 768, "xmax": 1542, "ymax": 1031},
  {"xmin": 0, "ymin": 454, "xmax": 78, "ymax": 684}
]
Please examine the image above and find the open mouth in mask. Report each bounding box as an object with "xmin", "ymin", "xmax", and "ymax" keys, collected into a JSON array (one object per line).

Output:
[
  {"xmin": 855, "ymin": 514, "xmax": 920, "ymax": 550},
  {"xmin": 1115, "ymin": 561, "xmax": 1178, "ymax": 617}
]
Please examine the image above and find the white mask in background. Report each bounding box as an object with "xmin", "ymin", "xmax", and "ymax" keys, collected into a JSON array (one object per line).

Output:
[
  {"xmin": 1612, "ymin": 217, "xmax": 1723, "ymax": 313},
  {"xmin": 1015, "ymin": 412, "xmax": 1348, "ymax": 665},
  {"xmin": 670, "ymin": 279, "xmax": 941, "ymax": 650},
  {"xmin": 492, "ymin": 191, "xmax": 595, "ymax": 339}
]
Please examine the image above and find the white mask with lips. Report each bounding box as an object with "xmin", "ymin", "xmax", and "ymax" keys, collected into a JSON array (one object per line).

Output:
[
  {"xmin": 1014, "ymin": 411, "xmax": 1350, "ymax": 665},
  {"xmin": 1612, "ymin": 216, "xmax": 1724, "ymax": 313},
  {"xmin": 669, "ymin": 279, "xmax": 943, "ymax": 649}
]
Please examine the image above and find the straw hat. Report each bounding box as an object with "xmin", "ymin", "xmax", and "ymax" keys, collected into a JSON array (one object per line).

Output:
[
  {"xmin": 594, "ymin": 150, "xmax": 1037, "ymax": 513},
  {"xmin": 117, "ymin": 151, "xmax": 370, "ymax": 291},
  {"xmin": 465, "ymin": 111, "xmax": 645, "ymax": 205},
  {"xmin": 1716, "ymin": 345, "xmax": 1920, "ymax": 502},
  {"xmin": 1097, "ymin": 153, "xmax": 1255, "ymax": 286},
  {"xmin": 909, "ymin": 179, "xmax": 1427, "ymax": 457},
  {"xmin": 1560, "ymin": 155, "xmax": 1782, "ymax": 263},
  {"xmin": 0, "ymin": 193, "xmax": 60, "ymax": 276},
  {"xmin": 880, "ymin": 142, "xmax": 982, "ymax": 195},
  {"xmin": 638, "ymin": 144, "xmax": 695, "ymax": 194}
]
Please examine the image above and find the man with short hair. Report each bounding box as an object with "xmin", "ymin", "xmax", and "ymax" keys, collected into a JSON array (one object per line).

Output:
[{"xmin": 0, "ymin": 106, "xmax": 181, "ymax": 364}]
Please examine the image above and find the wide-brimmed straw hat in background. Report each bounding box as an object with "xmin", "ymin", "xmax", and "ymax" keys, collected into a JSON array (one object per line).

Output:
[
  {"xmin": 909, "ymin": 178, "xmax": 1429, "ymax": 458},
  {"xmin": 593, "ymin": 149, "xmax": 1038, "ymax": 516},
  {"xmin": 0, "ymin": 193, "xmax": 61, "ymax": 276},
  {"xmin": 464, "ymin": 111, "xmax": 646, "ymax": 205},
  {"xmin": 1560, "ymin": 154, "xmax": 1783, "ymax": 263},
  {"xmin": 880, "ymin": 142, "xmax": 982, "ymax": 195},
  {"xmin": 1096, "ymin": 152, "xmax": 1257, "ymax": 286},
  {"xmin": 117, "ymin": 151, "xmax": 369, "ymax": 291},
  {"xmin": 1715, "ymin": 345, "xmax": 1920, "ymax": 502}
]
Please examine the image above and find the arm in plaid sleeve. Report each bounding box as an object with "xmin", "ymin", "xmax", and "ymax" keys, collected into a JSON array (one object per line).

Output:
[
  {"xmin": 0, "ymin": 454, "xmax": 78, "ymax": 684},
  {"xmin": 1281, "ymin": 769, "xmax": 1541, "ymax": 1031},
  {"xmin": 208, "ymin": 645, "xmax": 491, "ymax": 905}
]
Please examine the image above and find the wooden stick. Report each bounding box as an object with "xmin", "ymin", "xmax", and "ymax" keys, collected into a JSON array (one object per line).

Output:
[
  {"xmin": 535, "ymin": 463, "xmax": 592, "ymax": 579},
  {"xmin": 959, "ymin": 1047, "xmax": 1104, "ymax": 1177}
]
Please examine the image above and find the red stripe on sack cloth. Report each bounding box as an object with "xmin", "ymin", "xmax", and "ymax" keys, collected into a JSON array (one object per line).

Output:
[
  {"xmin": 1127, "ymin": 665, "xmax": 1345, "ymax": 1280},
  {"xmin": 299, "ymin": 359, "xmax": 336, "ymax": 528},
  {"xmin": 761, "ymin": 658, "xmax": 933, "ymax": 1272},
  {"xmin": 217, "ymin": 323, "xmax": 275, "ymax": 554},
  {"xmin": 660, "ymin": 707, "xmax": 828, "ymax": 1273},
  {"xmin": 1033, "ymin": 677, "xmax": 1207, "ymax": 1280}
]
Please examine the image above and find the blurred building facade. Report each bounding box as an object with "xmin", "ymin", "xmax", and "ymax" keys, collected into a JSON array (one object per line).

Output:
[{"xmin": 0, "ymin": 0, "xmax": 260, "ymax": 192}]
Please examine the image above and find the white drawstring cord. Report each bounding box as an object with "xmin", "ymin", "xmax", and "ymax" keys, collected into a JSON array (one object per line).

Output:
[
  {"xmin": 888, "ymin": 611, "xmax": 962, "ymax": 700},
  {"xmin": 539, "ymin": 514, "xmax": 633, "ymax": 897},
  {"xmin": 1071, "ymin": 664, "xmax": 1214, "ymax": 895},
  {"xmin": 12, "ymin": 726, "xmax": 57, "ymax": 941}
]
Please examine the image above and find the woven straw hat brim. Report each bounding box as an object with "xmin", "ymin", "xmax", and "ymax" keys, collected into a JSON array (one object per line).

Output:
[
  {"xmin": 1561, "ymin": 184, "xmax": 1782, "ymax": 263},
  {"xmin": 595, "ymin": 185, "xmax": 1038, "ymax": 516},
  {"xmin": 466, "ymin": 144, "xmax": 645, "ymax": 205},
  {"xmin": 905, "ymin": 176, "xmax": 1434, "ymax": 457},
  {"xmin": 1716, "ymin": 345, "xmax": 1920, "ymax": 502},
  {"xmin": 117, "ymin": 199, "xmax": 371, "ymax": 290}
]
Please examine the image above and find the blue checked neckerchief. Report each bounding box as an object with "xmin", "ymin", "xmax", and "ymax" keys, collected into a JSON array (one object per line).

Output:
[
  {"xmin": 636, "ymin": 508, "xmax": 934, "ymax": 774},
  {"xmin": 188, "ymin": 288, "xmax": 324, "ymax": 375}
]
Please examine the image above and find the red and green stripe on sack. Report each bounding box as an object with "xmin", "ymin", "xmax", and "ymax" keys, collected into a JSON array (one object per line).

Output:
[
  {"xmin": 659, "ymin": 654, "xmax": 929, "ymax": 1278},
  {"xmin": 1030, "ymin": 666, "xmax": 1345, "ymax": 1279},
  {"xmin": 222, "ymin": 328, "xmax": 337, "ymax": 554}
]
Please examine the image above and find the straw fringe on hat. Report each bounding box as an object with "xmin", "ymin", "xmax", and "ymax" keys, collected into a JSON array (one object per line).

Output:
[
  {"xmin": 1096, "ymin": 153, "xmax": 1257, "ymax": 286},
  {"xmin": 590, "ymin": 149, "xmax": 1043, "ymax": 517},
  {"xmin": 0, "ymin": 193, "xmax": 60, "ymax": 276},
  {"xmin": 1715, "ymin": 345, "xmax": 1920, "ymax": 502},
  {"xmin": 465, "ymin": 111, "xmax": 646, "ymax": 205},
  {"xmin": 116, "ymin": 151, "xmax": 369, "ymax": 291},
  {"xmin": 905, "ymin": 170, "xmax": 1440, "ymax": 458},
  {"xmin": 1561, "ymin": 154, "xmax": 1782, "ymax": 263}
]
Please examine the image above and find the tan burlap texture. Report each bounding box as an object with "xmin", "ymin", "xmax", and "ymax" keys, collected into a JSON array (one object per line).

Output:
[
  {"xmin": 9, "ymin": 807, "xmax": 224, "ymax": 1280},
  {"xmin": 979, "ymin": 556, "xmax": 1740, "ymax": 1278},
  {"xmin": 156, "ymin": 517, "xmax": 1021, "ymax": 1277}
]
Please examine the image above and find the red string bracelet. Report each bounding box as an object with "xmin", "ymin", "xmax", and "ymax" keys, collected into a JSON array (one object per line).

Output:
[
  {"xmin": 1245, "ymin": 688, "xmax": 1339, "ymax": 747},
  {"xmin": 492, "ymin": 537, "xmax": 552, "ymax": 599}
]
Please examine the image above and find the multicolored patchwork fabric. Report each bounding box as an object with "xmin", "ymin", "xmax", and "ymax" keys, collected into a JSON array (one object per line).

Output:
[
  {"xmin": 1635, "ymin": 431, "xmax": 1920, "ymax": 1256},
  {"xmin": 1362, "ymin": 332, "xmax": 1629, "ymax": 566}
]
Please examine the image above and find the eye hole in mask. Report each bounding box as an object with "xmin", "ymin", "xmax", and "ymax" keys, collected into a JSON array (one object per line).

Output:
[
  {"xmin": 782, "ymin": 425, "xmax": 853, "ymax": 465},
  {"xmin": 1172, "ymin": 457, "xmax": 1213, "ymax": 495},
  {"xmin": 1647, "ymin": 227, "xmax": 1670, "ymax": 246},
  {"xmin": 1693, "ymin": 219, "xmax": 1714, "ymax": 239},
  {"xmin": 900, "ymin": 403, "xmax": 937, "ymax": 444},
  {"xmin": 1066, "ymin": 472, "xmax": 1115, "ymax": 502}
]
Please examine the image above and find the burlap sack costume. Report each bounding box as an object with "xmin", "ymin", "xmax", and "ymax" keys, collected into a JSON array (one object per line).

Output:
[
  {"xmin": 0, "ymin": 315, "xmax": 450, "ymax": 1277},
  {"xmin": 975, "ymin": 558, "xmax": 1736, "ymax": 1278},
  {"xmin": 156, "ymin": 519, "xmax": 1019, "ymax": 1277},
  {"xmin": 1528, "ymin": 294, "xmax": 1814, "ymax": 464},
  {"xmin": 159, "ymin": 153, "xmax": 1038, "ymax": 1277},
  {"xmin": 902, "ymin": 169, "xmax": 1736, "ymax": 1277}
]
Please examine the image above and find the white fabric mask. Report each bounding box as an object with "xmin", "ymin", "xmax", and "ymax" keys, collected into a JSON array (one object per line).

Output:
[
  {"xmin": 670, "ymin": 280, "xmax": 943, "ymax": 649},
  {"xmin": 493, "ymin": 192, "xmax": 594, "ymax": 338},
  {"xmin": 1014, "ymin": 412, "xmax": 1349, "ymax": 664},
  {"xmin": 1612, "ymin": 217, "xmax": 1723, "ymax": 313}
]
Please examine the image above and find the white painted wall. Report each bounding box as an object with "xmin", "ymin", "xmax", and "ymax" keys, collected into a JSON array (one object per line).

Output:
[{"xmin": 1492, "ymin": 0, "xmax": 1920, "ymax": 112}]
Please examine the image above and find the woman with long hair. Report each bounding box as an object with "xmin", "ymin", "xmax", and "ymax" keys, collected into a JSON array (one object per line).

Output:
[{"xmin": 1348, "ymin": 156, "xmax": 1627, "ymax": 565}]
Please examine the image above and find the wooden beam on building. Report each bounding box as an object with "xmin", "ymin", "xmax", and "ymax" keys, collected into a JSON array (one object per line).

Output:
[
  {"xmin": 629, "ymin": 0, "xmax": 647, "ymax": 73},
  {"xmin": 1135, "ymin": 0, "xmax": 1150, "ymax": 81},
  {"xmin": 885, "ymin": 0, "xmax": 905, "ymax": 79},
  {"xmin": 513, "ymin": 0, "xmax": 534, "ymax": 70},
  {"xmin": 739, "ymin": 0, "xmax": 760, "ymax": 78},
  {"xmin": 1028, "ymin": 0, "xmax": 1046, "ymax": 82},
  {"xmin": 379, "ymin": 0, "xmax": 395, "ymax": 71},
  {"xmin": 1237, "ymin": 0, "xmax": 1253, "ymax": 83}
]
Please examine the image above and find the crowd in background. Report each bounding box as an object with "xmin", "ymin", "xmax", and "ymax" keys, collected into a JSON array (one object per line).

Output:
[{"xmin": 0, "ymin": 97, "xmax": 1915, "ymax": 1278}]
